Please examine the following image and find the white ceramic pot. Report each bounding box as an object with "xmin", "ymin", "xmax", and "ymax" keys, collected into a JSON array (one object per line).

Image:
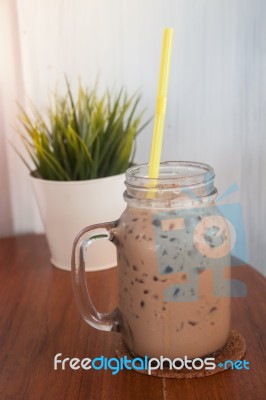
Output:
[{"xmin": 30, "ymin": 173, "xmax": 126, "ymax": 271}]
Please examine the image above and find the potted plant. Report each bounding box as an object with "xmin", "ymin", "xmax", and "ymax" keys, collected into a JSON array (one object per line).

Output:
[{"xmin": 15, "ymin": 81, "xmax": 150, "ymax": 271}]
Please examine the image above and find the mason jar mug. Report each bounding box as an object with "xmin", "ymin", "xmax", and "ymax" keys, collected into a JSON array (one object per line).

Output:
[{"xmin": 72, "ymin": 161, "xmax": 231, "ymax": 359}]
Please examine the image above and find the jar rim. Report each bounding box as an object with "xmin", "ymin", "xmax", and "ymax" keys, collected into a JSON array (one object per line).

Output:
[{"xmin": 126, "ymin": 161, "xmax": 214, "ymax": 188}]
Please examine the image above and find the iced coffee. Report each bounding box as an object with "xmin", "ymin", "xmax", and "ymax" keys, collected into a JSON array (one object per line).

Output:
[
  {"xmin": 116, "ymin": 162, "xmax": 231, "ymax": 359},
  {"xmin": 72, "ymin": 161, "xmax": 231, "ymax": 360}
]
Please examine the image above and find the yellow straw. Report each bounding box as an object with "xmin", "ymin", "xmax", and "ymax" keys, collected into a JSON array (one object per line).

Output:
[{"xmin": 148, "ymin": 27, "xmax": 174, "ymax": 179}]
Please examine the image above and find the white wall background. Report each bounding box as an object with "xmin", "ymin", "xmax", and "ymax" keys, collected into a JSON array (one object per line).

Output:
[{"xmin": 0, "ymin": 0, "xmax": 266, "ymax": 275}]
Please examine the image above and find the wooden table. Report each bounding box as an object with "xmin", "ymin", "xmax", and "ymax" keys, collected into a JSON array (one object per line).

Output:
[{"xmin": 0, "ymin": 235, "xmax": 265, "ymax": 400}]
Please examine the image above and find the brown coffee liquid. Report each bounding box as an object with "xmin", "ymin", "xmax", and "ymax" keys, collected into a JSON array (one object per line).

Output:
[{"xmin": 117, "ymin": 206, "xmax": 231, "ymax": 359}]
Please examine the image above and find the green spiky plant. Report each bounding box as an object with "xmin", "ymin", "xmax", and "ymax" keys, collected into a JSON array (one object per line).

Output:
[{"xmin": 15, "ymin": 81, "xmax": 150, "ymax": 180}]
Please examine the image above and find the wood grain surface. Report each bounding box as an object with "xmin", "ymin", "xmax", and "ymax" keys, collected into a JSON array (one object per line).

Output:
[{"xmin": 0, "ymin": 234, "xmax": 265, "ymax": 400}]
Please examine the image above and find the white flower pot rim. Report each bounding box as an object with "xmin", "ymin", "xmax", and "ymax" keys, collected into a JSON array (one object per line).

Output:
[{"xmin": 29, "ymin": 171, "xmax": 125, "ymax": 186}]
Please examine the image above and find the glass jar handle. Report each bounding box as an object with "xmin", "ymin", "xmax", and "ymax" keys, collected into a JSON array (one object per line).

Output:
[{"xmin": 71, "ymin": 221, "xmax": 121, "ymax": 332}]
